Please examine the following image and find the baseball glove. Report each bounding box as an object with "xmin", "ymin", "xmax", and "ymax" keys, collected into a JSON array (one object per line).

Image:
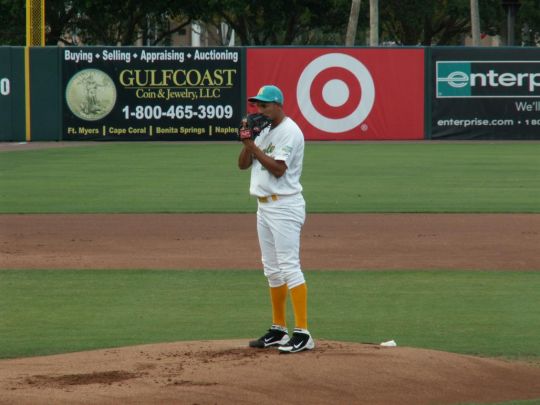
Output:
[{"xmin": 238, "ymin": 113, "xmax": 272, "ymax": 140}]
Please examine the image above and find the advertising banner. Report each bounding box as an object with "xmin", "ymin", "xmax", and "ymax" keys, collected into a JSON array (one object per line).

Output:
[
  {"xmin": 246, "ymin": 48, "xmax": 425, "ymax": 140},
  {"xmin": 0, "ymin": 48, "xmax": 13, "ymax": 140},
  {"xmin": 431, "ymin": 48, "xmax": 540, "ymax": 139},
  {"xmin": 62, "ymin": 47, "xmax": 242, "ymax": 140}
]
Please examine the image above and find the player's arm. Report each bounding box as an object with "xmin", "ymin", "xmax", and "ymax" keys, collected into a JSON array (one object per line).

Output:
[
  {"xmin": 240, "ymin": 139, "xmax": 287, "ymax": 178},
  {"xmin": 238, "ymin": 144, "xmax": 254, "ymax": 170}
]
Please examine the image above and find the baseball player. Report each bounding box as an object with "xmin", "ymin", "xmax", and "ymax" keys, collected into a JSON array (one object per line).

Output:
[{"xmin": 238, "ymin": 85, "xmax": 314, "ymax": 353}]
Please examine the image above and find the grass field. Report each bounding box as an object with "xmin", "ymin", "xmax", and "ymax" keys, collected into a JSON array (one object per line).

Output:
[
  {"xmin": 1, "ymin": 269, "xmax": 539, "ymax": 360},
  {"xmin": 1, "ymin": 141, "xmax": 539, "ymax": 381},
  {"xmin": 1, "ymin": 142, "xmax": 539, "ymax": 213}
]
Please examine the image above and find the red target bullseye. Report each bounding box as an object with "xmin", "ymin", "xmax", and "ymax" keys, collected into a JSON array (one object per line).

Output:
[
  {"xmin": 309, "ymin": 67, "xmax": 361, "ymax": 120},
  {"xmin": 296, "ymin": 53, "xmax": 375, "ymax": 133}
]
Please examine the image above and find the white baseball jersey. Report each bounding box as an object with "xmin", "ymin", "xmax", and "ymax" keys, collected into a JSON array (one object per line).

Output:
[{"xmin": 250, "ymin": 117, "xmax": 304, "ymax": 197}]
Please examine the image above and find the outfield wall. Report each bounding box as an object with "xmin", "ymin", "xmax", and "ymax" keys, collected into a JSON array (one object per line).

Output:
[
  {"xmin": 0, "ymin": 47, "xmax": 26, "ymax": 142},
  {"xmin": 1, "ymin": 46, "xmax": 540, "ymax": 141}
]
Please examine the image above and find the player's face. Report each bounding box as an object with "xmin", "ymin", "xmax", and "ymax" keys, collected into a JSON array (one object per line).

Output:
[{"xmin": 255, "ymin": 102, "xmax": 281, "ymax": 120}]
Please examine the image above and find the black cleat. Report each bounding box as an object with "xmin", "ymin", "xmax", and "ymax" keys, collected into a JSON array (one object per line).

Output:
[
  {"xmin": 278, "ymin": 328, "xmax": 315, "ymax": 353},
  {"xmin": 249, "ymin": 325, "xmax": 289, "ymax": 348}
]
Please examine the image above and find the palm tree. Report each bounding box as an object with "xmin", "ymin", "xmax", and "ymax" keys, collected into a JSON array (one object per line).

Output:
[
  {"xmin": 370, "ymin": 0, "xmax": 378, "ymax": 46},
  {"xmin": 345, "ymin": 0, "xmax": 362, "ymax": 46},
  {"xmin": 470, "ymin": 0, "xmax": 481, "ymax": 46}
]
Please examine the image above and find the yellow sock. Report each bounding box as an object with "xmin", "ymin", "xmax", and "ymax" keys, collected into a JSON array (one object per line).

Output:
[
  {"xmin": 270, "ymin": 284, "xmax": 288, "ymax": 327},
  {"xmin": 290, "ymin": 283, "xmax": 308, "ymax": 330}
]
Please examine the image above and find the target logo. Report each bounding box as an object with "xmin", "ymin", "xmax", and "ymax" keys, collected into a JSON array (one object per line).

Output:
[
  {"xmin": 247, "ymin": 48, "xmax": 424, "ymax": 140},
  {"xmin": 296, "ymin": 53, "xmax": 375, "ymax": 133}
]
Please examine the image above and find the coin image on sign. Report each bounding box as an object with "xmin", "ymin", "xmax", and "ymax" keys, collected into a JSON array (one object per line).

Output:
[{"xmin": 66, "ymin": 69, "xmax": 116, "ymax": 121}]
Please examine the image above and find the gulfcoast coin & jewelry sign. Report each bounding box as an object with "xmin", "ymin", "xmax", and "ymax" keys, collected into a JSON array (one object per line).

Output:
[{"xmin": 62, "ymin": 47, "xmax": 241, "ymax": 140}]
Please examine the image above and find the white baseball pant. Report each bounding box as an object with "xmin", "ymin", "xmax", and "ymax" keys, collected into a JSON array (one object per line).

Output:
[{"xmin": 256, "ymin": 193, "xmax": 306, "ymax": 289}]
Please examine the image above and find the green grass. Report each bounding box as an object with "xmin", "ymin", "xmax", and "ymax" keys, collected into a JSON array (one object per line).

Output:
[
  {"xmin": 1, "ymin": 142, "xmax": 539, "ymax": 213},
  {"xmin": 1, "ymin": 269, "xmax": 539, "ymax": 360}
]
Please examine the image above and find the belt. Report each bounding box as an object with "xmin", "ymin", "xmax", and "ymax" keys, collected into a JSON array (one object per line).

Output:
[{"xmin": 258, "ymin": 195, "xmax": 279, "ymax": 203}]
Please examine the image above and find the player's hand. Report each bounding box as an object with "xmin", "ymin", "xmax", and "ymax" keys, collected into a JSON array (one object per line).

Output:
[
  {"xmin": 239, "ymin": 127, "xmax": 253, "ymax": 140},
  {"xmin": 237, "ymin": 114, "xmax": 272, "ymax": 141}
]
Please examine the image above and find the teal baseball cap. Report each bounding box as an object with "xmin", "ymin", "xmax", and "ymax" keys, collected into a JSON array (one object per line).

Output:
[{"xmin": 248, "ymin": 85, "xmax": 284, "ymax": 105}]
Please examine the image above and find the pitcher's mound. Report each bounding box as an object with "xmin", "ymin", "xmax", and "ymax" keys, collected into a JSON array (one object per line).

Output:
[{"xmin": 2, "ymin": 340, "xmax": 540, "ymax": 405}]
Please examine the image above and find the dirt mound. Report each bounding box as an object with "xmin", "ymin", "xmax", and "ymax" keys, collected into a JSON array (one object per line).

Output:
[{"xmin": 2, "ymin": 340, "xmax": 540, "ymax": 405}]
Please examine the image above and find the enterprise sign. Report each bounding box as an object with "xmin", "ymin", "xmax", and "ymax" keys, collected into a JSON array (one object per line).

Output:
[{"xmin": 436, "ymin": 61, "xmax": 540, "ymax": 98}]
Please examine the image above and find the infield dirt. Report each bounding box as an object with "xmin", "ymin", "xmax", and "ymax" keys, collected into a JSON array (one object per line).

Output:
[
  {"xmin": 1, "ymin": 212, "xmax": 540, "ymax": 404},
  {"xmin": 2, "ymin": 213, "xmax": 539, "ymax": 270}
]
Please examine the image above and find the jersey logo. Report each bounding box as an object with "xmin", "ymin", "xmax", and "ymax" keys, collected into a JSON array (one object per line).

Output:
[
  {"xmin": 259, "ymin": 143, "xmax": 275, "ymax": 172},
  {"xmin": 262, "ymin": 143, "xmax": 275, "ymax": 155}
]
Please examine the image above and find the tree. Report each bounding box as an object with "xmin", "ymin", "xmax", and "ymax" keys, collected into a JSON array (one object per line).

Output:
[
  {"xmin": 73, "ymin": 0, "xmax": 186, "ymax": 45},
  {"xmin": 517, "ymin": 0, "xmax": 540, "ymax": 46},
  {"xmin": 346, "ymin": 0, "xmax": 362, "ymax": 45},
  {"xmin": 45, "ymin": 0, "xmax": 78, "ymax": 45},
  {"xmin": 45, "ymin": 0, "xmax": 200, "ymax": 46},
  {"xmin": 0, "ymin": 0, "xmax": 25, "ymax": 45},
  {"xmin": 370, "ymin": 0, "xmax": 379, "ymax": 46},
  {"xmin": 1, "ymin": 0, "xmax": 352, "ymax": 46},
  {"xmin": 379, "ymin": 0, "xmax": 502, "ymax": 45},
  {"xmin": 203, "ymin": 0, "xmax": 352, "ymax": 45},
  {"xmin": 470, "ymin": 0, "xmax": 481, "ymax": 46},
  {"xmin": 0, "ymin": 0, "xmax": 510, "ymax": 47}
]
